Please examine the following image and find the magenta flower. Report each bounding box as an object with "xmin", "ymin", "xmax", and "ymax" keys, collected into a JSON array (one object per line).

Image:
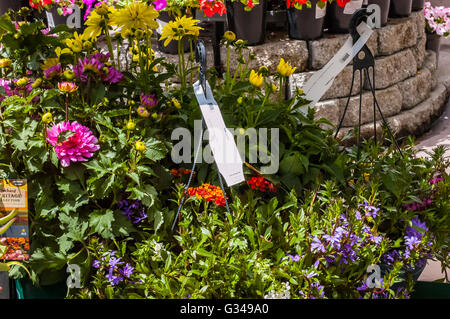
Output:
[
  {"xmin": 102, "ymin": 67, "xmax": 124, "ymax": 83},
  {"xmin": 140, "ymin": 93, "xmax": 159, "ymax": 108},
  {"xmin": 46, "ymin": 121, "xmax": 100, "ymax": 167},
  {"xmin": 153, "ymin": 0, "xmax": 167, "ymax": 10},
  {"xmin": 74, "ymin": 56, "xmax": 104, "ymax": 82},
  {"xmin": 44, "ymin": 64, "xmax": 62, "ymax": 79}
]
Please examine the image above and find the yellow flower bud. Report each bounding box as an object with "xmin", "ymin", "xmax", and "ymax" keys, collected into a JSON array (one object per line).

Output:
[
  {"xmin": 64, "ymin": 70, "xmax": 75, "ymax": 80},
  {"xmin": 32, "ymin": 78, "xmax": 42, "ymax": 89},
  {"xmin": 42, "ymin": 112, "xmax": 53, "ymax": 124},
  {"xmin": 364, "ymin": 173, "xmax": 370, "ymax": 183},
  {"xmin": 126, "ymin": 121, "xmax": 136, "ymax": 130},
  {"xmin": 277, "ymin": 58, "xmax": 296, "ymax": 77},
  {"xmin": 172, "ymin": 98, "xmax": 181, "ymax": 109},
  {"xmin": 16, "ymin": 77, "xmax": 29, "ymax": 87},
  {"xmin": 237, "ymin": 97, "xmax": 243, "ymax": 104},
  {"xmin": 0, "ymin": 58, "xmax": 12, "ymax": 68},
  {"xmin": 224, "ymin": 31, "xmax": 236, "ymax": 42},
  {"xmin": 271, "ymin": 84, "xmax": 277, "ymax": 92},
  {"xmin": 249, "ymin": 70, "xmax": 263, "ymax": 87},
  {"xmin": 135, "ymin": 141, "xmax": 146, "ymax": 152}
]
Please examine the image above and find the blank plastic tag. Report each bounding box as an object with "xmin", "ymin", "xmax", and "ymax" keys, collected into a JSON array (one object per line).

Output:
[
  {"xmin": 156, "ymin": 19, "xmax": 167, "ymax": 35},
  {"xmin": 193, "ymin": 81, "xmax": 245, "ymax": 187},
  {"xmin": 316, "ymin": 3, "xmax": 327, "ymax": 19},
  {"xmin": 300, "ymin": 22, "xmax": 373, "ymax": 112},
  {"xmin": 344, "ymin": 0, "xmax": 363, "ymax": 14},
  {"xmin": 46, "ymin": 11, "xmax": 55, "ymax": 29}
]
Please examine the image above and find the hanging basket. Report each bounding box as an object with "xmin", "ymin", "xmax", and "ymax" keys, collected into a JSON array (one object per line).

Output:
[{"xmin": 287, "ymin": 0, "xmax": 327, "ymax": 41}]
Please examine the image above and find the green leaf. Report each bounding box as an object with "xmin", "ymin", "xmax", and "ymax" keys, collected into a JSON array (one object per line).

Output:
[
  {"xmin": 89, "ymin": 209, "xmax": 115, "ymax": 239},
  {"xmin": 143, "ymin": 137, "xmax": 168, "ymax": 162},
  {"xmin": 154, "ymin": 210, "xmax": 164, "ymax": 232}
]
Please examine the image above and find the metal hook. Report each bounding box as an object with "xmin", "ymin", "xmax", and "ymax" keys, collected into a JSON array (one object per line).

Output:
[{"xmin": 195, "ymin": 40, "xmax": 207, "ymax": 99}]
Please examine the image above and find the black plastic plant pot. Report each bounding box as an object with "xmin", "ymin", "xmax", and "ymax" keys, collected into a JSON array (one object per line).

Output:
[
  {"xmin": 380, "ymin": 259, "xmax": 427, "ymax": 292},
  {"xmin": 226, "ymin": 0, "xmax": 267, "ymax": 46},
  {"xmin": 0, "ymin": 0, "xmax": 27, "ymax": 16},
  {"xmin": 388, "ymin": 0, "xmax": 412, "ymax": 18},
  {"xmin": 156, "ymin": 11, "xmax": 190, "ymax": 55},
  {"xmin": 426, "ymin": 33, "xmax": 441, "ymax": 65},
  {"xmin": 412, "ymin": 0, "xmax": 425, "ymax": 12},
  {"xmin": 326, "ymin": 1, "xmax": 363, "ymax": 34},
  {"xmin": 367, "ymin": 0, "xmax": 391, "ymax": 27},
  {"xmin": 287, "ymin": 0, "xmax": 326, "ymax": 40}
]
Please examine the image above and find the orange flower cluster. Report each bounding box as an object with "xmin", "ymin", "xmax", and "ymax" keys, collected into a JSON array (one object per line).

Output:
[
  {"xmin": 171, "ymin": 167, "xmax": 194, "ymax": 178},
  {"xmin": 0, "ymin": 237, "xmax": 29, "ymax": 261},
  {"xmin": 247, "ymin": 176, "xmax": 278, "ymax": 193},
  {"xmin": 187, "ymin": 183, "xmax": 226, "ymax": 206}
]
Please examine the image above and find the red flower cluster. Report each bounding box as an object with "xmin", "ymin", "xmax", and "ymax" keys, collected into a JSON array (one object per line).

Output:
[
  {"xmin": 170, "ymin": 167, "xmax": 194, "ymax": 178},
  {"xmin": 199, "ymin": 0, "xmax": 226, "ymax": 17},
  {"xmin": 247, "ymin": 176, "xmax": 278, "ymax": 193},
  {"xmin": 29, "ymin": 0, "xmax": 53, "ymax": 10},
  {"xmin": 187, "ymin": 183, "xmax": 226, "ymax": 206},
  {"xmin": 0, "ymin": 237, "xmax": 29, "ymax": 261},
  {"xmin": 336, "ymin": 0, "xmax": 351, "ymax": 7},
  {"xmin": 287, "ymin": 0, "xmax": 327, "ymax": 9}
]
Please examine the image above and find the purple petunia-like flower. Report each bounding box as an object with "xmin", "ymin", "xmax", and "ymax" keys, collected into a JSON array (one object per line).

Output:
[
  {"xmin": 119, "ymin": 263, "xmax": 134, "ymax": 278},
  {"xmin": 406, "ymin": 217, "xmax": 429, "ymax": 239}
]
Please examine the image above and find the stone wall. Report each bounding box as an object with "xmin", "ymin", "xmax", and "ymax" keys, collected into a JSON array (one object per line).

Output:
[{"xmin": 154, "ymin": 10, "xmax": 450, "ymax": 140}]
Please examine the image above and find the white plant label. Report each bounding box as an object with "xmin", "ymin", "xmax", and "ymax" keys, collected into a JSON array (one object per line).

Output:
[
  {"xmin": 300, "ymin": 22, "xmax": 373, "ymax": 112},
  {"xmin": 156, "ymin": 19, "xmax": 167, "ymax": 35},
  {"xmin": 315, "ymin": 3, "xmax": 327, "ymax": 19},
  {"xmin": 46, "ymin": 11, "xmax": 55, "ymax": 29},
  {"xmin": 193, "ymin": 81, "xmax": 245, "ymax": 187},
  {"xmin": 343, "ymin": 0, "xmax": 363, "ymax": 15}
]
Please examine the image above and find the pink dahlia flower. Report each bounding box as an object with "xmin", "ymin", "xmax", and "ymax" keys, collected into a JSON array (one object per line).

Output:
[{"xmin": 47, "ymin": 121, "xmax": 100, "ymax": 167}]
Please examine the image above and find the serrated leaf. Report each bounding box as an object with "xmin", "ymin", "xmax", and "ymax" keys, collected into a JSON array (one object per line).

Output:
[
  {"xmin": 89, "ymin": 209, "xmax": 115, "ymax": 239},
  {"xmin": 154, "ymin": 210, "xmax": 164, "ymax": 232}
]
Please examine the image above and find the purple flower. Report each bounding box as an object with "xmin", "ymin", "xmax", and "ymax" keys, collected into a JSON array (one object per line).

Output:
[
  {"xmin": 118, "ymin": 199, "xmax": 147, "ymax": 224},
  {"xmin": 92, "ymin": 259, "xmax": 101, "ymax": 268},
  {"xmin": 311, "ymin": 237, "xmax": 326, "ymax": 253},
  {"xmin": 405, "ymin": 236, "xmax": 421, "ymax": 250},
  {"xmin": 119, "ymin": 263, "xmax": 134, "ymax": 278},
  {"xmin": 285, "ymin": 254, "xmax": 300, "ymax": 262},
  {"xmin": 406, "ymin": 217, "xmax": 429, "ymax": 239},
  {"xmin": 140, "ymin": 93, "xmax": 159, "ymax": 108},
  {"xmin": 44, "ymin": 64, "xmax": 62, "ymax": 79},
  {"xmin": 109, "ymin": 256, "xmax": 123, "ymax": 268},
  {"xmin": 102, "ymin": 67, "xmax": 124, "ymax": 83},
  {"xmin": 355, "ymin": 211, "xmax": 362, "ymax": 220},
  {"xmin": 360, "ymin": 201, "xmax": 380, "ymax": 218},
  {"xmin": 74, "ymin": 55, "xmax": 104, "ymax": 82}
]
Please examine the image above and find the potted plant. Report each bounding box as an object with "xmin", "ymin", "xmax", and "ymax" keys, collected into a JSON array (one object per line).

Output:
[
  {"xmin": 286, "ymin": 0, "xmax": 328, "ymax": 40},
  {"xmin": 424, "ymin": 1, "xmax": 450, "ymax": 64},
  {"xmin": 326, "ymin": 0, "xmax": 363, "ymax": 34},
  {"xmin": 154, "ymin": 0, "xmax": 197, "ymax": 55},
  {"xmin": 367, "ymin": 0, "xmax": 390, "ymax": 27},
  {"xmin": 226, "ymin": 0, "xmax": 267, "ymax": 45},
  {"xmin": 412, "ymin": 0, "xmax": 425, "ymax": 12},
  {"xmin": 388, "ymin": 0, "xmax": 412, "ymax": 18}
]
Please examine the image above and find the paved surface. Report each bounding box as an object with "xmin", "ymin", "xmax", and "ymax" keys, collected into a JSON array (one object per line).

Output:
[{"xmin": 415, "ymin": 7, "xmax": 450, "ymax": 282}]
